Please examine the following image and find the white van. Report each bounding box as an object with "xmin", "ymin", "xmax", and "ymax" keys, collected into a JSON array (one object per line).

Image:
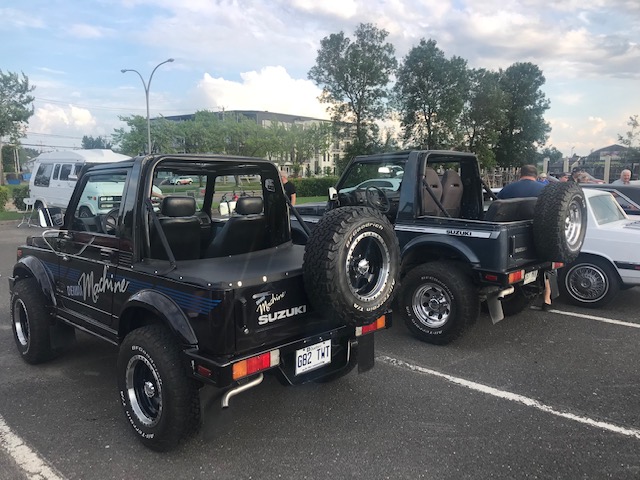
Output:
[{"xmin": 29, "ymin": 149, "xmax": 130, "ymax": 213}]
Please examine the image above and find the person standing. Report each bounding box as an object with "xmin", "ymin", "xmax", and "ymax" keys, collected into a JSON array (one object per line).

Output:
[
  {"xmin": 497, "ymin": 164, "xmax": 552, "ymax": 310},
  {"xmin": 497, "ymin": 164, "xmax": 545, "ymax": 199},
  {"xmin": 281, "ymin": 172, "xmax": 297, "ymax": 205},
  {"xmin": 612, "ymin": 169, "xmax": 632, "ymax": 185},
  {"xmin": 558, "ymin": 172, "xmax": 570, "ymax": 182},
  {"xmin": 537, "ymin": 172, "xmax": 549, "ymax": 185}
]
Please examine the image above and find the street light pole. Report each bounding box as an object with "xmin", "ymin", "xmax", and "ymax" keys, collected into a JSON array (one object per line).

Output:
[{"xmin": 121, "ymin": 58, "xmax": 174, "ymax": 154}]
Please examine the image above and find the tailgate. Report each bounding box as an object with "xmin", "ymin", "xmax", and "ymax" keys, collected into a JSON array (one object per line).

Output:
[{"xmin": 234, "ymin": 274, "xmax": 342, "ymax": 353}]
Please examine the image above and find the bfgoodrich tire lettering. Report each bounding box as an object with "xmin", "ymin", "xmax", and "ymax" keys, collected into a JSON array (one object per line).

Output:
[
  {"xmin": 118, "ymin": 325, "xmax": 200, "ymax": 451},
  {"xmin": 400, "ymin": 261, "xmax": 479, "ymax": 345},
  {"xmin": 559, "ymin": 255, "xmax": 620, "ymax": 308},
  {"xmin": 11, "ymin": 278, "xmax": 55, "ymax": 364},
  {"xmin": 303, "ymin": 206, "xmax": 400, "ymax": 327},
  {"xmin": 533, "ymin": 182, "xmax": 586, "ymax": 263}
]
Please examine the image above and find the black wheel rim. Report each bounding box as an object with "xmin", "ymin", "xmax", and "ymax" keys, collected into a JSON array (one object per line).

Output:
[
  {"xmin": 126, "ymin": 355, "xmax": 163, "ymax": 427},
  {"xmin": 345, "ymin": 231, "xmax": 391, "ymax": 302}
]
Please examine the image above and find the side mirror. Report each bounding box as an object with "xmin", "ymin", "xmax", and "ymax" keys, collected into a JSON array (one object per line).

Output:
[{"xmin": 328, "ymin": 187, "xmax": 338, "ymax": 201}]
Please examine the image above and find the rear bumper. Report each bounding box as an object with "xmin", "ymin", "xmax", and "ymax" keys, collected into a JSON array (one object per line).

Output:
[{"xmin": 184, "ymin": 313, "xmax": 391, "ymax": 388}]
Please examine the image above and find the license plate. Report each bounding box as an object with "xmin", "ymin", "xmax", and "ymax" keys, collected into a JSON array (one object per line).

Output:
[
  {"xmin": 523, "ymin": 270, "xmax": 538, "ymax": 285},
  {"xmin": 295, "ymin": 340, "xmax": 331, "ymax": 375}
]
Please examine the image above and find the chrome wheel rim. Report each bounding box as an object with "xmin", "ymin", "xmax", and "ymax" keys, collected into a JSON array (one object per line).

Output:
[
  {"xmin": 565, "ymin": 200, "xmax": 584, "ymax": 251},
  {"xmin": 412, "ymin": 282, "xmax": 452, "ymax": 328},
  {"xmin": 12, "ymin": 298, "xmax": 29, "ymax": 347},
  {"xmin": 567, "ymin": 264, "xmax": 608, "ymax": 303}
]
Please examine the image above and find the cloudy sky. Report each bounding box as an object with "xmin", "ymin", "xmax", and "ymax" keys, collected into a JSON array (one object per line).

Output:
[{"xmin": 3, "ymin": 0, "xmax": 640, "ymax": 157}]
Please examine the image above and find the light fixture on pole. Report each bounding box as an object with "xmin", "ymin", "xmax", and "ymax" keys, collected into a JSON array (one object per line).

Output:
[{"xmin": 121, "ymin": 58, "xmax": 174, "ymax": 154}]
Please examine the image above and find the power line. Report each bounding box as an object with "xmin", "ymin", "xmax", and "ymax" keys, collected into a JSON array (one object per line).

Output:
[{"xmin": 34, "ymin": 96, "xmax": 190, "ymax": 114}]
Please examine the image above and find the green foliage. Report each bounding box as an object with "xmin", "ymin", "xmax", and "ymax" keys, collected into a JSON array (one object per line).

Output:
[
  {"xmin": 494, "ymin": 62, "xmax": 551, "ymax": 166},
  {"xmin": 617, "ymin": 115, "xmax": 640, "ymax": 160},
  {"xmin": 290, "ymin": 176, "xmax": 339, "ymax": 197},
  {"xmin": 12, "ymin": 185, "xmax": 29, "ymax": 210},
  {"xmin": 82, "ymin": 135, "xmax": 113, "ymax": 149},
  {"xmin": 308, "ymin": 23, "xmax": 397, "ymax": 151},
  {"xmin": 0, "ymin": 70, "xmax": 35, "ymax": 140},
  {"xmin": 394, "ymin": 39, "xmax": 469, "ymax": 150},
  {"xmin": 0, "ymin": 186, "xmax": 9, "ymax": 212},
  {"xmin": 460, "ymin": 68, "xmax": 507, "ymax": 168}
]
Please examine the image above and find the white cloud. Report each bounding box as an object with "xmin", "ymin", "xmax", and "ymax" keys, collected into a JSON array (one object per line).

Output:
[
  {"xmin": 67, "ymin": 23, "xmax": 113, "ymax": 39},
  {"xmin": 196, "ymin": 66, "xmax": 331, "ymax": 119}
]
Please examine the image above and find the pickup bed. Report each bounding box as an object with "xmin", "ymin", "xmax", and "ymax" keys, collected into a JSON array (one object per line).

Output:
[
  {"xmin": 294, "ymin": 150, "xmax": 587, "ymax": 344},
  {"xmin": 9, "ymin": 153, "xmax": 399, "ymax": 451}
]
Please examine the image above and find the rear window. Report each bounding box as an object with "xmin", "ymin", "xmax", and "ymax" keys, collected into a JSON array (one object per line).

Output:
[
  {"xmin": 34, "ymin": 163, "xmax": 53, "ymax": 187},
  {"xmin": 589, "ymin": 195, "xmax": 626, "ymax": 225}
]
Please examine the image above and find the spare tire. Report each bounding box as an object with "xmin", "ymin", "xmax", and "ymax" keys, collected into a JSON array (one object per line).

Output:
[
  {"xmin": 303, "ymin": 206, "xmax": 400, "ymax": 327},
  {"xmin": 533, "ymin": 182, "xmax": 586, "ymax": 263}
]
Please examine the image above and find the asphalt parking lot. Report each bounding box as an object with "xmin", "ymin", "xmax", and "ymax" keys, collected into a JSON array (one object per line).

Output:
[{"xmin": 1, "ymin": 222, "xmax": 639, "ymax": 479}]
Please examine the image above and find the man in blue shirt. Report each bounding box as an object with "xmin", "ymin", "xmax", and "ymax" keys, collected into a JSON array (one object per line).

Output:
[
  {"xmin": 497, "ymin": 165, "xmax": 546, "ymax": 199},
  {"xmin": 496, "ymin": 164, "xmax": 552, "ymax": 310}
]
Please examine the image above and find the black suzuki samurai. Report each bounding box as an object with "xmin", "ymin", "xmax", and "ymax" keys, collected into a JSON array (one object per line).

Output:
[
  {"xmin": 294, "ymin": 150, "xmax": 586, "ymax": 345},
  {"xmin": 9, "ymin": 154, "xmax": 399, "ymax": 451}
]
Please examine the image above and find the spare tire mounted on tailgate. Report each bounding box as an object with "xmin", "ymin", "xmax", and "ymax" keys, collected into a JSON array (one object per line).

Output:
[
  {"xmin": 303, "ymin": 206, "xmax": 400, "ymax": 327},
  {"xmin": 533, "ymin": 182, "xmax": 586, "ymax": 264}
]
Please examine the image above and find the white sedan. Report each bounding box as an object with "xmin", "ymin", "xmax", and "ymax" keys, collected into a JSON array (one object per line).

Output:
[{"xmin": 559, "ymin": 188, "xmax": 640, "ymax": 307}]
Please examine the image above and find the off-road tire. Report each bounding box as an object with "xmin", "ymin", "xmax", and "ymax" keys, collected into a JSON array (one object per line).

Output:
[
  {"xmin": 559, "ymin": 255, "xmax": 621, "ymax": 308},
  {"xmin": 11, "ymin": 278, "xmax": 56, "ymax": 364},
  {"xmin": 533, "ymin": 182, "xmax": 586, "ymax": 263},
  {"xmin": 400, "ymin": 261, "xmax": 479, "ymax": 345},
  {"xmin": 118, "ymin": 325, "xmax": 201, "ymax": 452},
  {"xmin": 501, "ymin": 284, "xmax": 536, "ymax": 316},
  {"xmin": 303, "ymin": 206, "xmax": 399, "ymax": 327}
]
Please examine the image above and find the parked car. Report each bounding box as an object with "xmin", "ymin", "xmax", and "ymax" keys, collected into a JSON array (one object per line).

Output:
[
  {"xmin": 170, "ymin": 175, "xmax": 194, "ymax": 185},
  {"xmin": 559, "ymin": 188, "xmax": 640, "ymax": 308},
  {"xmin": 581, "ymin": 184, "xmax": 640, "ymax": 217}
]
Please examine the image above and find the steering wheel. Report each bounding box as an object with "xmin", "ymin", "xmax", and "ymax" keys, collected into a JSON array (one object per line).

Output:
[
  {"xmin": 365, "ymin": 186, "xmax": 391, "ymax": 213},
  {"xmin": 101, "ymin": 208, "xmax": 119, "ymax": 235}
]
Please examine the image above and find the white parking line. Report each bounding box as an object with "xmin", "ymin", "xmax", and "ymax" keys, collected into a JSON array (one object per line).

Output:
[
  {"xmin": 0, "ymin": 414, "xmax": 65, "ymax": 480},
  {"xmin": 550, "ymin": 309, "xmax": 640, "ymax": 328},
  {"xmin": 379, "ymin": 356, "xmax": 640, "ymax": 440}
]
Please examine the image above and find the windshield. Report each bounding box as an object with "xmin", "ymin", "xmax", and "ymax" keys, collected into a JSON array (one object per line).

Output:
[{"xmin": 338, "ymin": 161, "xmax": 405, "ymax": 192}]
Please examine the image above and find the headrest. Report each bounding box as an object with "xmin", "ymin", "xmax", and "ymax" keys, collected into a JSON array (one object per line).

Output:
[
  {"xmin": 161, "ymin": 196, "xmax": 196, "ymax": 217},
  {"xmin": 236, "ymin": 196, "xmax": 263, "ymax": 215},
  {"xmin": 424, "ymin": 167, "xmax": 441, "ymax": 189},
  {"xmin": 442, "ymin": 169, "xmax": 461, "ymax": 186}
]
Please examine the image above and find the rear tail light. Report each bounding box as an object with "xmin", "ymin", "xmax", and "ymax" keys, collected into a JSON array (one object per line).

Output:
[
  {"xmin": 551, "ymin": 262, "xmax": 564, "ymax": 269},
  {"xmin": 232, "ymin": 350, "xmax": 280, "ymax": 380},
  {"xmin": 356, "ymin": 315, "xmax": 386, "ymax": 336},
  {"xmin": 508, "ymin": 270, "xmax": 524, "ymax": 284}
]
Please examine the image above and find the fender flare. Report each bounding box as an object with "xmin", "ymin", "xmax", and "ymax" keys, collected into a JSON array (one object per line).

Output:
[
  {"xmin": 119, "ymin": 290, "xmax": 198, "ymax": 346},
  {"xmin": 402, "ymin": 234, "xmax": 480, "ymax": 266},
  {"xmin": 12, "ymin": 256, "xmax": 57, "ymax": 306}
]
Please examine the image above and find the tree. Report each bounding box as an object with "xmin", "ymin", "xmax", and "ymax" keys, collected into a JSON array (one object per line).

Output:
[
  {"xmin": 494, "ymin": 62, "xmax": 550, "ymax": 167},
  {"xmin": 617, "ymin": 114, "xmax": 640, "ymax": 164},
  {"xmin": 308, "ymin": 23, "xmax": 397, "ymax": 159},
  {"xmin": 82, "ymin": 135, "xmax": 113, "ymax": 149},
  {"xmin": 540, "ymin": 146, "xmax": 563, "ymax": 163},
  {"xmin": 394, "ymin": 39, "xmax": 469, "ymax": 150},
  {"xmin": 0, "ymin": 70, "xmax": 35, "ymax": 184},
  {"xmin": 460, "ymin": 68, "xmax": 507, "ymax": 168}
]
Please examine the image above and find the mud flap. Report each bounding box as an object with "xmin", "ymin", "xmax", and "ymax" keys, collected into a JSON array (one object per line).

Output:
[
  {"xmin": 357, "ymin": 334, "xmax": 375, "ymax": 373},
  {"xmin": 546, "ymin": 270, "xmax": 560, "ymax": 299},
  {"xmin": 486, "ymin": 295, "xmax": 505, "ymax": 324}
]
